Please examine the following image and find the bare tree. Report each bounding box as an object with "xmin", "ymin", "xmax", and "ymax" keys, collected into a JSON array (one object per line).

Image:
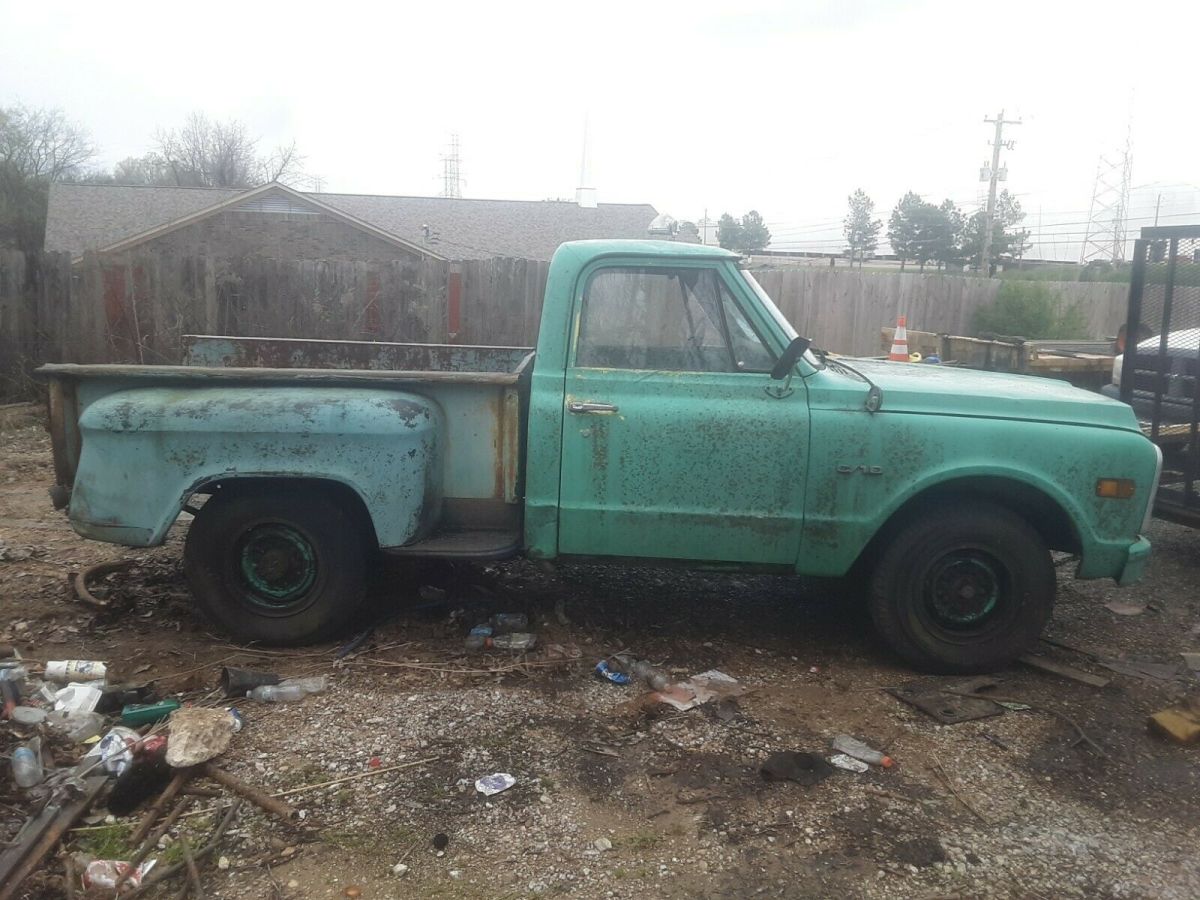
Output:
[
  {"xmin": 0, "ymin": 105, "xmax": 95, "ymax": 250},
  {"xmin": 148, "ymin": 113, "xmax": 306, "ymax": 188}
]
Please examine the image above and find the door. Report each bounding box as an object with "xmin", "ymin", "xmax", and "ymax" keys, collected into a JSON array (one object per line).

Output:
[{"xmin": 557, "ymin": 260, "xmax": 809, "ymax": 564}]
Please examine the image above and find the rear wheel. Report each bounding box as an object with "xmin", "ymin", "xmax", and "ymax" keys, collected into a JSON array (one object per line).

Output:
[
  {"xmin": 868, "ymin": 502, "xmax": 1054, "ymax": 673},
  {"xmin": 183, "ymin": 484, "xmax": 367, "ymax": 645}
]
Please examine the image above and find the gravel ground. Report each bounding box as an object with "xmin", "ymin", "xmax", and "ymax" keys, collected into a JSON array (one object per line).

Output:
[{"xmin": 2, "ymin": 411, "xmax": 1199, "ymax": 899}]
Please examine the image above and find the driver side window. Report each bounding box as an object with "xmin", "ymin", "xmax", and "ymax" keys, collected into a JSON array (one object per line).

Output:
[{"xmin": 575, "ymin": 266, "xmax": 774, "ymax": 372}]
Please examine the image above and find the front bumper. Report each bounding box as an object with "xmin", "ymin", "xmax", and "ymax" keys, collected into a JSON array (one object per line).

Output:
[{"xmin": 1116, "ymin": 535, "xmax": 1152, "ymax": 586}]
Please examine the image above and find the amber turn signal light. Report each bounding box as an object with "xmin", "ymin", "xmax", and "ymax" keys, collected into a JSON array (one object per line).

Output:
[{"xmin": 1095, "ymin": 478, "xmax": 1136, "ymax": 499}]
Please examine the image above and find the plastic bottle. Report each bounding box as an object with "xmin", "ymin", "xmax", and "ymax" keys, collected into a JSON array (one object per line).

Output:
[
  {"xmin": 248, "ymin": 683, "xmax": 308, "ymax": 702},
  {"xmin": 0, "ymin": 665, "xmax": 28, "ymax": 683},
  {"xmin": 490, "ymin": 633, "xmax": 537, "ymax": 651},
  {"xmin": 45, "ymin": 710, "xmax": 106, "ymax": 742},
  {"xmin": 282, "ymin": 676, "xmax": 328, "ymax": 693},
  {"xmin": 12, "ymin": 738, "xmax": 43, "ymax": 788},
  {"xmin": 44, "ymin": 660, "xmax": 107, "ymax": 683},
  {"xmin": 489, "ymin": 613, "xmax": 528, "ymax": 634},
  {"xmin": 464, "ymin": 624, "xmax": 493, "ymax": 651},
  {"xmin": 247, "ymin": 676, "xmax": 327, "ymax": 702},
  {"xmin": 831, "ymin": 735, "xmax": 893, "ymax": 768},
  {"xmin": 628, "ymin": 660, "xmax": 669, "ymax": 691}
]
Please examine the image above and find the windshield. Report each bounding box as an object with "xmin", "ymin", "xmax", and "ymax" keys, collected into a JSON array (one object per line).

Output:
[{"xmin": 739, "ymin": 270, "xmax": 824, "ymax": 370}]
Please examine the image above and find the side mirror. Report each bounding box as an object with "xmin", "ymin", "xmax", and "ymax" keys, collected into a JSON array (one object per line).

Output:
[{"xmin": 770, "ymin": 336, "xmax": 812, "ymax": 380}]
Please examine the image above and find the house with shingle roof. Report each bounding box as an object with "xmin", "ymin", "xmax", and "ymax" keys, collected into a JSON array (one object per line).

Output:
[{"xmin": 43, "ymin": 182, "xmax": 660, "ymax": 263}]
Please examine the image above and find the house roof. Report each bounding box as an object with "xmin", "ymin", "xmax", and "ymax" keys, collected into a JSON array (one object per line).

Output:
[
  {"xmin": 44, "ymin": 182, "xmax": 660, "ymax": 261},
  {"xmin": 90, "ymin": 183, "xmax": 440, "ymax": 261}
]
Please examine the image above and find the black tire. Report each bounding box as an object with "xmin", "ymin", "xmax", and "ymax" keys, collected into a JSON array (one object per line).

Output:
[
  {"xmin": 868, "ymin": 502, "xmax": 1054, "ymax": 673},
  {"xmin": 183, "ymin": 485, "xmax": 367, "ymax": 645}
]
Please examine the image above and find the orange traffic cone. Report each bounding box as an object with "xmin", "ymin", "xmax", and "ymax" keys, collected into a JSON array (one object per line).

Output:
[{"xmin": 888, "ymin": 315, "xmax": 910, "ymax": 361}]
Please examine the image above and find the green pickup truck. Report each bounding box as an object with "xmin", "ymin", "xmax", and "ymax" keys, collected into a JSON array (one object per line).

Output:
[{"xmin": 38, "ymin": 240, "xmax": 1161, "ymax": 672}]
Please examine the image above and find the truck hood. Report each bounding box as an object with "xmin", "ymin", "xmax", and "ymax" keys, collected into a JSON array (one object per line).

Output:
[{"xmin": 832, "ymin": 358, "xmax": 1140, "ymax": 431}]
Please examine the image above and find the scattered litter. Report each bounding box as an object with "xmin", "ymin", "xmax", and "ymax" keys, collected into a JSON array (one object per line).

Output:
[
  {"xmin": 11, "ymin": 706, "xmax": 46, "ymax": 725},
  {"xmin": 54, "ymin": 682, "xmax": 103, "ymax": 713},
  {"xmin": 121, "ymin": 699, "xmax": 182, "ymax": 726},
  {"xmin": 466, "ymin": 628, "xmax": 537, "ymax": 651},
  {"xmin": 219, "ymin": 666, "xmax": 280, "ymax": 698},
  {"xmin": 1104, "ymin": 600, "xmax": 1146, "ymax": 616},
  {"xmin": 73, "ymin": 559, "xmax": 136, "ymax": 609},
  {"xmin": 247, "ymin": 676, "xmax": 327, "ymax": 702},
  {"xmin": 433, "ymin": 832, "xmax": 450, "ymax": 851},
  {"xmin": 45, "ymin": 709, "xmax": 105, "ymax": 742},
  {"xmin": 760, "ymin": 751, "xmax": 834, "ymax": 786},
  {"xmin": 166, "ymin": 707, "xmax": 237, "ymax": 767},
  {"xmin": 393, "ymin": 863, "xmax": 410, "ymax": 876},
  {"xmin": 490, "ymin": 612, "xmax": 529, "ymax": 633},
  {"xmin": 593, "ymin": 837, "xmax": 613, "ymax": 852},
  {"xmin": 1018, "ymin": 654, "xmax": 1111, "ymax": 688},
  {"xmin": 712, "ymin": 697, "xmax": 741, "ymax": 722},
  {"xmin": 831, "ymin": 734, "xmax": 893, "ymax": 767},
  {"xmin": 888, "ymin": 682, "xmax": 1004, "ymax": 724},
  {"xmin": 544, "ymin": 642, "xmax": 582, "ymax": 660},
  {"xmin": 1148, "ymin": 700, "xmax": 1200, "ymax": 744},
  {"xmin": 828, "ymin": 753, "xmax": 869, "ymax": 773},
  {"xmin": 344, "ymin": 886, "xmax": 363, "ymax": 898},
  {"xmin": 595, "ymin": 660, "xmax": 631, "ymax": 684},
  {"xmin": 491, "ymin": 632, "xmax": 537, "ymax": 651},
  {"xmin": 997, "ymin": 701, "xmax": 1032, "ymax": 711},
  {"xmin": 475, "ymin": 773, "xmax": 516, "ymax": 796},
  {"xmin": 44, "ymin": 659, "xmax": 108, "ymax": 683},
  {"xmin": 86, "ymin": 726, "xmax": 140, "ymax": 776},
  {"xmin": 83, "ymin": 859, "xmax": 156, "ymax": 891},
  {"xmin": 11, "ymin": 737, "xmax": 43, "ymax": 787},
  {"xmin": 554, "ymin": 597, "xmax": 570, "ymax": 626},
  {"xmin": 654, "ymin": 669, "xmax": 744, "ymax": 712},
  {"xmin": 95, "ymin": 683, "xmax": 156, "ymax": 714}
]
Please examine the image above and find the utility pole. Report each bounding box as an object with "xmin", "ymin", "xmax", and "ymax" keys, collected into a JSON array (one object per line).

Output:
[{"xmin": 980, "ymin": 110, "xmax": 1020, "ymax": 276}]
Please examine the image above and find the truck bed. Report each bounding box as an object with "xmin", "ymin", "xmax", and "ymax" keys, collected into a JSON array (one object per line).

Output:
[{"xmin": 38, "ymin": 335, "xmax": 535, "ymax": 553}]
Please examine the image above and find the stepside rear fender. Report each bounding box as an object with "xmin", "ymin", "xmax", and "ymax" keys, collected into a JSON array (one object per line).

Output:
[{"xmin": 69, "ymin": 386, "xmax": 442, "ymax": 547}]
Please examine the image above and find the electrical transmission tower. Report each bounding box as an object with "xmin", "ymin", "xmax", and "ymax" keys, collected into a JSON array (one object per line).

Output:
[
  {"xmin": 440, "ymin": 133, "xmax": 463, "ymax": 199},
  {"xmin": 1079, "ymin": 127, "xmax": 1132, "ymax": 264},
  {"xmin": 980, "ymin": 110, "xmax": 1020, "ymax": 276}
]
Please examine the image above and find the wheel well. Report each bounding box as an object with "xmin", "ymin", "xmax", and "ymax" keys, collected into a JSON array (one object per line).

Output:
[
  {"xmin": 190, "ymin": 477, "xmax": 378, "ymax": 547},
  {"xmin": 857, "ymin": 477, "xmax": 1080, "ymax": 571}
]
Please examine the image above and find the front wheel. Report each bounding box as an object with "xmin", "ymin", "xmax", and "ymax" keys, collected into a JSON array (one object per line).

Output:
[
  {"xmin": 868, "ymin": 502, "xmax": 1055, "ymax": 673},
  {"xmin": 183, "ymin": 485, "xmax": 367, "ymax": 645}
]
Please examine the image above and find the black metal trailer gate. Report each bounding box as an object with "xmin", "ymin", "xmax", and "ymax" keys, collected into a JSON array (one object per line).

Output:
[{"xmin": 1120, "ymin": 225, "xmax": 1200, "ymax": 527}]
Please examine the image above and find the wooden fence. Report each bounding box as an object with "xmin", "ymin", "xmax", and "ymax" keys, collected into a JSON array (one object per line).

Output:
[
  {"xmin": 745, "ymin": 267, "xmax": 1131, "ymax": 357},
  {"xmin": 1, "ymin": 249, "xmax": 1131, "ymax": 401}
]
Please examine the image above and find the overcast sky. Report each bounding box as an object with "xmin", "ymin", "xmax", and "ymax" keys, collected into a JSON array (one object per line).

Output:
[{"xmin": 4, "ymin": 0, "xmax": 1198, "ymax": 259}]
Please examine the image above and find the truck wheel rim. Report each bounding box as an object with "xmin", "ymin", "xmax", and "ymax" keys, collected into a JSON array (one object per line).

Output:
[
  {"xmin": 236, "ymin": 524, "xmax": 317, "ymax": 607},
  {"xmin": 925, "ymin": 551, "xmax": 1004, "ymax": 630}
]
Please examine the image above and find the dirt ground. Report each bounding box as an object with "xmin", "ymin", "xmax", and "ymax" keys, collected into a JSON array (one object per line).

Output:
[{"xmin": 2, "ymin": 405, "xmax": 1199, "ymax": 899}]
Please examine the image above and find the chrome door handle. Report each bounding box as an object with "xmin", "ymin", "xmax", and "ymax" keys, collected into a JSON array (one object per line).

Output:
[{"xmin": 568, "ymin": 401, "xmax": 619, "ymax": 414}]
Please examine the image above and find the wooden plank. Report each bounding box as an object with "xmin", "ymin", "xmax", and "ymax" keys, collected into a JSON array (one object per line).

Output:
[
  {"xmin": 1018, "ymin": 654, "xmax": 1111, "ymax": 688},
  {"xmin": 0, "ymin": 773, "xmax": 108, "ymax": 900}
]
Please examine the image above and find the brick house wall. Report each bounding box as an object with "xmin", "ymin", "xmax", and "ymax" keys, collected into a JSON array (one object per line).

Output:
[{"xmin": 136, "ymin": 210, "xmax": 424, "ymax": 262}]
